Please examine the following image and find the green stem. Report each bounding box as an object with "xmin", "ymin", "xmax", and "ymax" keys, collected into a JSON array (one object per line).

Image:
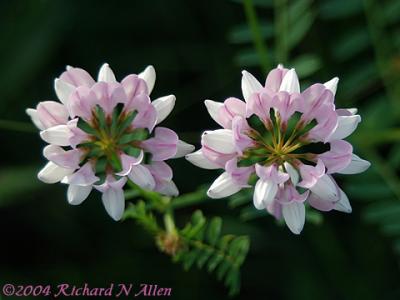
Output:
[
  {"xmin": 274, "ymin": 0, "xmax": 288, "ymax": 64},
  {"xmin": 164, "ymin": 210, "xmax": 177, "ymax": 235},
  {"xmin": 0, "ymin": 119, "xmax": 36, "ymax": 133},
  {"xmin": 243, "ymin": 0, "xmax": 271, "ymax": 72},
  {"xmin": 170, "ymin": 187, "xmax": 208, "ymax": 210}
]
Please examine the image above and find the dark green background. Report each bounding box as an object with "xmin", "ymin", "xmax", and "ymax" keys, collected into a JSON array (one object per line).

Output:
[{"xmin": 1, "ymin": 0, "xmax": 400, "ymax": 299}]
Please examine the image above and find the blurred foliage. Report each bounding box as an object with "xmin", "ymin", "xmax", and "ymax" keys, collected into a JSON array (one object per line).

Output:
[{"xmin": 1, "ymin": 0, "xmax": 400, "ymax": 299}]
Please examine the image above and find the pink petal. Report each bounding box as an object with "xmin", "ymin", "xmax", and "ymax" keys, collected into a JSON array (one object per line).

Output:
[
  {"xmin": 297, "ymin": 159, "xmax": 325, "ymax": 188},
  {"xmin": 201, "ymin": 145, "xmax": 236, "ymax": 167},
  {"xmin": 218, "ymin": 97, "xmax": 246, "ymax": 129},
  {"xmin": 121, "ymin": 74, "xmax": 148, "ymax": 104},
  {"xmin": 319, "ymin": 140, "xmax": 353, "ymax": 174},
  {"xmin": 232, "ymin": 116, "xmax": 253, "ymax": 154},
  {"xmin": 142, "ymin": 127, "xmax": 178, "ymax": 161},
  {"xmin": 60, "ymin": 66, "xmax": 95, "ymax": 88},
  {"xmin": 307, "ymin": 192, "xmax": 336, "ymax": 212},
  {"xmin": 36, "ymin": 101, "xmax": 69, "ymax": 128},
  {"xmin": 225, "ymin": 158, "xmax": 253, "ymax": 186},
  {"xmin": 265, "ymin": 65, "xmax": 289, "ymax": 92},
  {"xmin": 255, "ymin": 164, "xmax": 289, "ymax": 184},
  {"xmin": 62, "ymin": 162, "xmax": 99, "ymax": 186},
  {"xmin": 69, "ymin": 86, "xmax": 98, "ymax": 120}
]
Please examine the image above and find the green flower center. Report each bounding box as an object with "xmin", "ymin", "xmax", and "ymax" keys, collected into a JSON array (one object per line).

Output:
[
  {"xmin": 76, "ymin": 104, "xmax": 150, "ymax": 178},
  {"xmin": 238, "ymin": 112, "xmax": 326, "ymax": 168}
]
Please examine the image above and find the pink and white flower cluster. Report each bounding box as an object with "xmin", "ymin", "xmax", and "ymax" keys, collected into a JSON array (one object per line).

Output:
[
  {"xmin": 27, "ymin": 64, "xmax": 194, "ymax": 221},
  {"xmin": 186, "ymin": 65, "xmax": 370, "ymax": 234}
]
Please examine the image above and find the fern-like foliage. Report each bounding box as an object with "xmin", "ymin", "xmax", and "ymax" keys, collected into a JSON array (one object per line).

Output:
[
  {"xmin": 173, "ymin": 210, "xmax": 250, "ymax": 296},
  {"xmin": 124, "ymin": 203, "xmax": 250, "ymax": 296}
]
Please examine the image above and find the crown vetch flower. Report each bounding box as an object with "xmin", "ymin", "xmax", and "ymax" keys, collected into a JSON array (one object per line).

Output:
[
  {"xmin": 186, "ymin": 65, "xmax": 370, "ymax": 234},
  {"xmin": 27, "ymin": 63, "xmax": 194, "ymax": 221}
]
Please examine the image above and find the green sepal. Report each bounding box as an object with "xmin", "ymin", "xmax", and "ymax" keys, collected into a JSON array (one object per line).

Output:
[
  {"xmin": 95, "ymin": 157, "xmax": 108, "ymax": 174},
  {"xmin": 94, "ymin": 105, "xmax": 107, "ymax": 131},
  {"xmin": 124, "ymin": 145, "xmax": 142, "ymax": 158},
  {"xmin": 119, "ymin": 128, "xmax": 149, "ymax": 144},
  {"xmin": 77, "ymin": 118, "xmax": 97, "ymax": 135},
  {"xmin": 118, "ymin": 110, "xmax": 138, "ymax": 133}
]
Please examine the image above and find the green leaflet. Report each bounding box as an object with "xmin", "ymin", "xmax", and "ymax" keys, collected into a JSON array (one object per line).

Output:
[{"xmin": 175, "ymin": 210, "xmax": 250, "ymax": 296}]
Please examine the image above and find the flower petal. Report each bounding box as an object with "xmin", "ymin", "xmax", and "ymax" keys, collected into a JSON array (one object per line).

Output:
[
  {"xmin": 202, "ymin": 129, "xmax": 235, "ymax": 154},
  {"xmin": 40, "ymin": 124, "xmax": 72, "ymax": 146},
  {"xmin": 328, "ymin": 114, "xmax": 361, "ymax": 141},
  {"xmin": 155, "ymin": 180, "xmax": 179, "ymax": 197},
  {"xmin": 60, "ymin": 66, "xmax": 95, "ymax": 87},
  {"xmin": 307, "ymin": 192, "xmax": 336, "ymax": 212},
  {"xmin": 67, "ymin": 184, "xmax": 92, "ymax": 205},
  {"xmin": 207, "ymin": 172, "xmax": 242, "ymax": 199},
  {"xmin": 139, "ymin": 65, "xmax": 156, "ymax": 94},
  {"xmin": 152, "ymin": 95, "xmax": 176, "ymax": 124},
  {"xmin": 43, "ymin": 145, "xmax": 81, "ymax": 169},
  {"xmin": 98, "ymin": 63, "xmax": 117, "ymax": 83},
  {"xmin": 319, "ymin": 140, "xmax": 353, "ymax": 174},
  {"xmin": 38, "ymin": 161, "xmax": 74, "ymax": 184},
  {"xmin": 253, "ymin": 179, "xmax": 277, "ymax": 210},
  {"xmin": 324, "ymin": 77, "xmax": 339, "ymax": 95},
  {"xmin": 309, "ymin": 174, "xmax": 340, "ymax": 202},
  {"xmin": 185, "ymin": 149, "xmax": 220, "ymax": 170},
  {"xmin": 338, "ymin": 154, "xmax": 371, "ymax": 174},
  {"xmin": 284, "ymin": 162, "xmax": 299, "ymax": 186},
  {"xmin": 241, "ymin": 70, "xmax": 263, "ymax": 102},
  {"xmin": 102, "ymin": 187, "xmax": 125, "ymax": 221},
  {"xmin": 128, "ymin": 164, "xmax": 156, "ymax": 190},
  {"xmin": 173, "ymin": 140, "xmax": 195, "ymax": 158},
  {"xmin": 334, "ymin": 188, "xmax": 352, "ymax": 213},
  {"xmin": 61, "ymin": 162, "xmax": 99, "ymax": 186},
  {"xmin": 54, "ymin": 78, "xmax": 75, "ymax": 106},
  {"xmin": 36, "ymin": 101, "xmax": 69, "ymax": 128},
  {"xmin": 282, "ymin": 202, "xmax": 305, "ymax": 234},
  {"xmin": 26, "ymin": 108, "xmax": 45, "ymax": 130},
  {"xmin": 279, "ymin": 68, "xmax": 300, "ymax": 93},
  {"xmin": 204, "ymin": 100, "xmax": 224, "ymax": 126},
  {"xmin": 142, "ymin": 127, "xmax": 178, "ymax": 161}
]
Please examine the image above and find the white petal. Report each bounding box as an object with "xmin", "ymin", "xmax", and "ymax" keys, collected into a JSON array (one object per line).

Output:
[
  {"xmin": 159, "ymin": 180, "xmax": 179, "ymax": 197},
  {"xmin": 253, "ymin": 179, "xmax": 277, "ymax": 210},
  {"xmin": 38, "ymin": 161, "xmax": 74, "ymax": 184},
  {"xmin": 98, "ymin": 63, "xmax": 116, "ymax": 83},
  {"xmin": 284, "ymin": 162, "xmax": 299, "ymax": 186},
  {"xmin": 139, "ymin": 65, "xmax": 156, "ymax": 94},
  {"xmin": 334, "ymin": 188, "xmax": 352, "ymax": 213},
  {"xmin": 102, "ymin": 188, "xmax": 125, "ymax": 221},
  {"xmin": 241, "ymin": 70, "xmax": 263, "ymax": 102},
  {"xmin": 173, "ymin": 140, "xmax": 195, "ymax": 158},
  {"xmin": 54, "ymin": 79, "xmax": 75, "ymax": 106},
  {"xmin": 338, "ymin": 154, "xmax": 370, "ymax": 174},
  {"xmin": 204, "ymin": 100, "xmax": 224, "ymax": 126},
  {"xmin": 26, "ymin": 108, "xmax": 45, "ymax": 130},
  {"xmin": 40, "ymin": 125, "xmax": 72, "ymax": 146},
  {"xmin": 324, "ymin": 77, "xmax": 339, "ymax": 95},
  {"xmin": 347, "ymin": 108, "xmax": 358, "ymax": 114},
  {"xmin": 310, "ymin": 175, "xmax": 340, "ymax": 202},
  {"xmin": 185, "ymin": 149, "xmax": 220, "ymax": 170},
  {"xmin": 279, "ymin": 69, "xmax": 300, "ymax": 93},
  {"xmin": 202, "ymin": 129, "xmax": 235, "ymax": 154},
  {"xmin": 207, "ymin": 172, "xmax": 242, "ymax": 198},
  {"xmin": 328, "ymin": 115, "xmax": 361, "ymax": 141},
  {"xmin": 128, "ymin": 165, "xmax": 156, "ymax": 190},
  {"xmin": 282, "ymin": 202, "xmax": 305, "ymax": 234},
  {"xmin": 153, "ymin": 95, "xmax": 176, "ymax": 124},
  {"xmin": 67, "ymin": 184, "xmax": 92, "ymax": 205}
]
